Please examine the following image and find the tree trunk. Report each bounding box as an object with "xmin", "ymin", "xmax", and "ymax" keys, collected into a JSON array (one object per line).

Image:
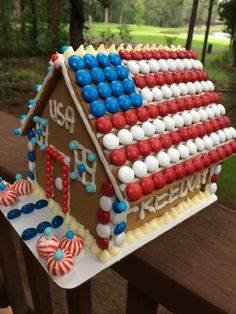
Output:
[
  {"xmin": 201, "ymin": 0, "xmax": 214, "ymax": 64},
  {"xmin": 30, "ymin": 0, "xmax": 37, "ymax": 45},
  {"xmin": 104, "ymin": 7, "xmax": 109, "ymax": 23},
  {"xmin": 185, "ymin": 0, "xmax": 199, "ymax": 50},
  {"xmin": 47, "ymin": 0, "xmax": 60, "ymax": 34},
  {"xmin": 20, "ymin": 0, "xmax": 25, "ymax": 37},
  {"xmin": 15, "ymin": 0, "xmax": 21, "ymax": 17},
  {"xmin": 69, "ymin": 0, "xmax": 85, "ymax": 49},
  {"xmin": 233, "ymin": 39, "xmax": 236, "ymax": 68},
  {"xmin": 88, "ymin": 15, "xmax": 92, "ymax": 28}
]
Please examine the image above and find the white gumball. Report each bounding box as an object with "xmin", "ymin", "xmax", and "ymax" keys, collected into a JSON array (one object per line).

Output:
[
  {"xmin": 148, "ymin": 59, "xmax": 160, "ymax": 72},
  {"xmin": 217, "ymin": 129, "xmax": 226, "ymax": 143},
  {"xmin": 194, "ymin": 81, "xmax": 203, "ymax": 94},
  {"xmin": 130, "ymin": 125, "xmax": 145, "ymax": 141},
  {"xmin": 207, "ymin": 80, "xmax": 214, "ymax": 91},
  {"xmin": 161, "ymin": 85, "xmax": 172, "ymax": 99},
  {"xmin": 203, "ymin": 135, "xmax": 214, "ymax": 149},
  {"xmin": 211, "ymin": 104, "xmax": 221, "ymax": 117},
  {"xmin": 177, "ymin": 144, "xmax": 190, "ymax": 159},
  {"xmin": 163, "ymin": 116, "xmax": 175, "ymax": 131},
  {"xmin": 142, "ymin": 121, "xmax": 155, "ymax": 137},
  {"xmin": 214, "ymin": 164, "xmax": 222, "ymax": 175},
  {"xmin": 170, "ymin": 84, "xmax": 181, "ymax": 98},
  {"xmin": 144, "ymin": 156, "xmax": 159, "ymax": 172},
  {"xmin": 186, "ymin": 140, "xmax": 197, "ymax": 155},
  {"xmin": 156, "ymin": 151, "xmax": 170, "ymax": 168},
  {"xmin": 229, "ymin": 127, "xmax": 236, "ymax": 138},
  {"xmin": 224, "ymin": 128, "xmax": 232, "ymax": 140},
  {"xmin": 173, "ymin": 114, "xmax": 184, "ymax": 128},
  {"xmin": 190, "ymin": 110, "xmax": 201, "ymax": 123},
  {"xmin": 158, "ymin": 59, "xmax": 168, "ymax": 72},
  {"xmin": 100, "ymin": 196, "xmax": 113, "ymax": 212},
  {"xmin": 132, "ymin": 160, "xmax": 147, "ymax": 178},
  {"xmin": 182, "ymin": 111, "xmax": 193, "ymax": 126},
  {"xmin": 201, "ymin": 80, "xmax": 209, "ymax": 92},
  {"xmin": 139, "ymin": 60, "xmax": 150, "ymax": 74},
  {"xmin": 218, "ymin": 104, "xmax": 226, "ymax": 116},
  {"xmin": 186, "ymin": 82, "xmax": 197, "ymax": 95},
  {"xmin": 207, "ymin": 183, "xmax": 217, "ymax": 194},
  {"xmin": 152, "ymin": 87, "xmax": 163, "ymax": 101},
  {"xmin": 127, "ymin": 60, "xmax": 140, "ymax": 75},
  {"xmin": 206, "ymin": 107, "xmax": 215, "ymax": 119},
  {"xmin": 175, "ymin": 59, "xmax": 185, "ymax": 71},
  {"xmin": 96, "ymin": 223, "xmax": 111, "ymax": 238},
  {"xmin": 118, "ymin": 166, "xmax": 134, "ymax": 184},
  {"xmin": 183, "ymin": 58, "xmax": 192, "ymax": 70},
  {"xmin": 210, "ymin": 133, "xmax": 220, "ymax": 146},
  {"xmin": 178, "ymin": 83, "xmax": 188, "ymax": 96},
  {"xmin": 103, "ymin": 133, "xmax": 119, "ymax": 150},
  {"xmin": 167, "ymin": 147, "xmax": 180, "ymax": 163},
  {"xmin": 141, "ymin": 87, "xmax": 153, "ymax": 102},
  {"xmin": 195, "ymin": 137, "xmax": 205, "ymax": 151},
  {"xmin": 118, "ymin": 129, "xmax": 133, "ymax": 145},
  {"xmin": 199, "ymin": 108, "xmax": 208, "ymax": 121},
  {"xmin": 153, "ymin": 119, "xmax": 165, "ymax": 133},
  {"xmin": 167, "ymin": 59, "xmax": 177, "ymax": 71},
  {"xmin": 195, "ymin": 60, "xmax": 203, "ymax": 70}
]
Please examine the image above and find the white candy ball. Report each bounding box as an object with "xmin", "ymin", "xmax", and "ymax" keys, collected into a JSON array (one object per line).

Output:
[
  {"xmin": 224, "ymin": 128, "xmax": 232, "ymax": 140},
  {"xmin": 158, "ymin": 59, "xmax": 168, "ymax": 72},
  {"xmin": 152, "ymin": 87, "xmax": 163, "ymax": 101},
  {"xmin": 142, "ymin": 121, "xmax": 155, "ymax": 136},
  {"xmin": 195, "ymin": 60, "xmax": 203, "ymax": 70},
  {"xmin": 173, "ymin": 114, "xmax": 184, "ymax": 128},
  {"xmin": 167, "ymin": 59, "xmax": 177, "ymax": 71},
  {"xmin": 144, "ymin": 156, "xmax": 159, "ymax": 172},
  {"xmin": 183, "ymin": 58, "xmax": 192, "ymax": 70},
  {"xmin": 186, "ymin": 140, "xmax": 197, "ymax": 155},
  {"xmin": 156, "ymin": 151, "xmax": 170, "ymax": 168},
  {"xmin": 195, "ymin": 137, "xmax": 205, "ymax": 151},
  {"xmin": 199, "ymin": 108, "xmax": 208, "ymax": 121},
  {"xmin": 148, "ymin": 59, "xmax": 160, "ymax": 72},
  {"xmin": 27, "ymin": 142, "xmax": 34, "ymax": 151},
  {"xmin": 201, "ymin": 80, "xmax": 209, "ymax": 92},
  {"xmin": 217, "ymin": 129, "xmax": 226, "ymax": 143},
  {"xmin": 207, "ymin": 183, "xmax": 217, "ymax": 194},
  {"xmin": 96, "ymin": 223, "xmax": 111, "ymax": 238},
  {"xmin": 103, "ymin": 133, "xmax": 119, "ymax": 150},
  {"xmin": 141, "ymin": 87, "xmax": 153, "ymax": 102},
  {"xmin": 178, "ymin": 83, "xmax": 188, "ymax": 96},
  {"xmin": 203, "ymin": 135, "xmax": 214, "ymax": 149},
  {"xmin": 114, "ymin": 232, "xmax": 126, "ymax": 247},
  {"xmin": 118, "ymin": 129, "xmax": 133, "ymax": 145},
  {"xmin": 153, "ymin": 119, "xmax": 165, "ymax": 133},
  {"xmin": 163, "ymin": 116, "xmax": 175, "ymax": 131},
  {"xmin": 182, "ymin": 111, "xmax": 193, "ymax": 126},
  {"xmin": 194, "ymin": 81, "xmax": 203, "ymax": 94},
  {"xmin": 130, "ymin": 125, "xmax": 145, "ymax": 141},
  {"xmin": 211, "ymin": 104, "xmax": 221, "ymax": 117},
  {"xmin": 175, "ymin": 59, "xmax": 184, "ymax": 71},
  {"xmin": 207, "ymin": 80, "xmax": 214, "ymax": 91},
  {"xmin": 210, "ymin": 133, "xmax": 220, "ymax": 146},
  {"xmin": 206, "ymin": 107, "xmax": 215, "ymax": 119},
  {"xmin": 161, "ymin": 85, "xmax": 172, "ymax": 99},
  {"xmin": 139, "ymin": 60, "xmax": 150, "ymax": 74},
  {"xmin": 190, "ymin": 110, "xmax": 201, "ymax": 123},
  {"xmin": 177, "ymin": 144, "xmax": 190, "ymax": 159},
  {"xmin": 170, "ymin": 84, "xmax": 180, "ymax": 98},
  {"xmin": 229, "ymin": 127, "xmax": 236, "ymax": 138},
  {"xmin": 100, "ymin": 196, "xmax": 113, "ymax": 212},
  {"xmin": 132, "ymin": 160, "xmax": 148, "ymax": 178},
  {"xmin": 214, "ymin": 164, "xmax": 222, "ymax": 175},
  {"xmin": 186, "ymin": 82, "xmax": 197, "ymax": 95},
  {"xmin": 127, "ymin": 60, "xmax": 140, "ymax": 75},
  {"xmin": 218, "ymin": 104, "xmax": 226, "ymax": 116},
  {"xmin": 167, "ymin": 147, "xmax": 180, "ymax": 163},
  {"xmin": 118, "ymin": 166, "xmax": 134, "ymax": 184}
]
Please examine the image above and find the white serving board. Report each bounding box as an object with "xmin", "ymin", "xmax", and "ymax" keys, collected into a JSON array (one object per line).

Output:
[{"xmin": 0, "ymin": 193, "xmax": 217, "ymax": 289}]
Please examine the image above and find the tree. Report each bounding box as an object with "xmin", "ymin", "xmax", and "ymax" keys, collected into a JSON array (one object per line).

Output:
[
  {"xmin": 134, "ymin": 0, "xmax": 144, "ymax": 27},
  {"xmin": 69, "ymin": 0, "xmax": 85, "ymax": 49},
  {"xmin": 201, "ymin": 0, "xmax": 214, "ymax": 64},
  {"xmin": 98, "ymin": 0, "xmax": 112, "ymax": 23},
  {"xmin": 218, "ymin": 0, "xmax": 236, "ymax": 68},
  {"xmin": 185, "ymin": 0, "xmax": 199, "ymax": 49}
]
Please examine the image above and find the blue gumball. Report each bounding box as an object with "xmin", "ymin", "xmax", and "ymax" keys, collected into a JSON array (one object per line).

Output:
[
  {"xmin": 90, "ymin": 100, "xmax": 106, "ymax": 117},
  {"xmin": 109, "ymin": 53, "xmax": 121, "ymax": 66},
  {"xmin": 75, "ymin": 70, "xmax": 91, "ymax": 86},
  {"xmin": 61, "ymin": 45, "xmax": 69, "ymax": 53},
  {"xmin": 110, "ymin": 80, "xmax": 124, "ymax": 97},
  {"xmin": 84, "ymin": 54, "xmax": 98, "ymax": 68},
  {"xmin": 97, "ymin": 82, "xmax": 111, "ymax": 99},
  {"xmin": 105, "ymin": 97, "xmax": 119, "ymax": 113},
  {"xmin": 68, "ymin": 55, "xmax": 85, "ymax": 71},
  {"xmin": 82, "ymin": 85, "xmax": 98, "ymax": 102},
  {"xmin": 130, "ymin": 93, "xmax": 143, "ymax": 107},
  {"xmin": 118, "ymin": 95, "xmax": 131, "ymax": 110},
  {"xmin": 123, "ymin": 78, "xmax": 135, "ymax": 94},
  {"xmin": 116, "ymin": 65, "xmax": 129, "ymax": 80},
  {"xmin": 91, "ymin": 67, "xmax": 105, "ymax": 83},
  {"xmin": 104, "ymin": 66, "xmax": 118, "ymax": 82},
  {"xmin": 97, "ymin": 53, "xmax": 110, "ymax": 67}
]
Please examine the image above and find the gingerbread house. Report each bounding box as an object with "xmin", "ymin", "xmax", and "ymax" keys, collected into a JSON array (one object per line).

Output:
[{"xmin": 17, "ymin": 43, "xmax": 236, "ymax": 260}]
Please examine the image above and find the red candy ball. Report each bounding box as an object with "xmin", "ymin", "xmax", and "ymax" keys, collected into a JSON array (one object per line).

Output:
[
  {"xmin": 153, "ymin": 172, "xmax": 166, "ymax": 189},
  {"xmin": 185, "ymin": 97, "xmax": 194, "ymax": 110},
  {"xmin": 124, "ymin": 110, "xmax": 138, "ymax": 126},
  {"xmin": 97, "ymin": 209, "xmax": 110, "ymax": 224},
  {"xmin": 159, "ymin": 134, "xmax": 172, "ymax": 149},
  {"xmin": 173, "ymin": 72, "xmax": 183, "ymax": 84},
  {"xmin": 211, "ymin": 175, "xmax": 218, "ymax": 183},
  {"xmin": 158, "ymin": 103, "xmax": 169, "ymax": 117},
  {"xmin": 102, "ymin": 180, "xmax": 115, "ymax": 196},
  {"xmin": 211, "ymin": 120, "xmax": 220, "ymax": 132},
  {"xmin": 152, "ymin": 50, "xmax": 161, "ymax": 60},
  {"xmin": 145, "ymin": 74, "xmax": 156, "ymax": 88},
  {"xmin": 140, "ymin": 177, "xmax": 155, "ymax": 195},
  {"xmin": 131, "ymin": 50, "xmax": 143, "ymax": 60},
  {"xmin": 134, "ymin": 75, "xmax": 146, "ymax": 89},
  {"xmin": 51, "ymin": 54, "xmax": 58, "ymax": 62},
  {"xmin": 178, "ymin": 127, "xmax": 190, "ymax": 141},
  {"xmin": 231, "ymin": 141, "xmax": 236, "ymax": 153},
  {"xmin": 165, "ymin": 73, "xmax": 174, "ymax": 85},
  {"xmin": 119, "ymin": 50, "xmax": 132, "ymax": 60},
  {"xmin": 125, "ymin": 145, "xmax": 140, "ymax": 161},
  {"xmin": 111, "ymin": 113, "xmax": 126, "ymax": 129},
  {"xmin": 126, "ymin": 183, "xmax": 143, "ymax": 201},
  {"xmin": 163, "ymin": 168, "xmax": 176, "ymax": 183},
  {"xmin": 137, "ymin": 141, "xmax": 151, "ymax": 156},
  {"xmin": 217, "ymin": 147, "xmax": 226, "ymax": 159},
  {"xmin": 224, "ymin": 144, "xmax": 233, "ymax": 157},
  {"xmin": 204, "ymin": 121, "xmax": 214, "ymax": 134},
  {"xmin": 170, "ymin": 131, "xmax": 182, "ymax": 145},
  {"xmin": 176, "ymin": 99, "xmax": 186, "ymax": 111},
  {"xmin": 95, "ymin": 117, "xmax": 112, "ymax": 134},
  {"xmin": 188, "ymin": 125, "xmax": 199, "ymax": 139},
  {"xmin": 137, "ymin": 107, "xmax": 149, "ymax": 122},
  {"xmin": 196, "ymin": 124, "xmax": 206, "ymax": 137},
  {"xmin": 168, "ymin": 101, "xmax": 179, "ymax": 114},
  {"xmin": 175, "ymin": 163, "xmax": 186, "ymax": 179},
  {"xmin": 110, "ymin": 149, "xmax": 127, "ymax": 166},
  {"xmin": 193, "ymin": 157, "xmax": 204, "ymax": 171},
  {"xmin": 209, "ymin": 150, "xmax": 220, "ymax": 163},
  {"xmin": 155, "ymin": 73, "xmax": 166, "ymax": 86},
  {"xmin": 149, "ymin": 138, "xmax": 162, "ymax": 152},
  {"xmin": 141, "ymin": 50, "xmax": 152, "ymax": 60},
  {"xmin": 96, "ymin": 237, "xmax": 109, "ymax": 250},
  {"xmin": 201, "ymin": 153, "xmax": 211, "ymax": 167},
  {"xmin": 147, "ymin": 104, "xmax": 159, "ymax": 118},
  {"xmin": 192, "ymin": 95, "xmax": 202, "ymax": 108},
  {"xmin": 184, "ymin": 161, "xmax": 196, "ymax": 175}
]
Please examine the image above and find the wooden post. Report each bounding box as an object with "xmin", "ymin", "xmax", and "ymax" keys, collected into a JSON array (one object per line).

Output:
[
  {"xmin": 66, "ymin": 281, "xmax": 92, "ymax": 314},
  {"xmin": 201, "ymin": 0, "xmax": 214, "ymax": 64},
  {"xmin": 185, "ymin": 0, "xmax": 199, "ymax": 50}
]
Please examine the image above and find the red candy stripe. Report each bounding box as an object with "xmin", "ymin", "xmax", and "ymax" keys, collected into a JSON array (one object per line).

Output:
[{"xmin": 120, "ymin": 49, "xmax": 197, "ymax": 60}]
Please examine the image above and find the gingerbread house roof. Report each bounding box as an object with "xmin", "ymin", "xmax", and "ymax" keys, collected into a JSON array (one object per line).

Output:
[{"xmin": 20, "ymin": 43, "xmax": 236, "ymax": 207}]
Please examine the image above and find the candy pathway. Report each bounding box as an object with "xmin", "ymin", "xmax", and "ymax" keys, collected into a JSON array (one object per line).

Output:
[{"xmin": 0, "ymin": 192, "xmax": 217, "ymax": 289}]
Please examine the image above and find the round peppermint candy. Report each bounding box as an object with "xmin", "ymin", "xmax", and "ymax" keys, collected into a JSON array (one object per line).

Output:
[
  {"xmin": 47, "ymin": 249, "xmax": 73, "ymax": 276},
  {"xmin": 36, "ymin": 228, "xmax": 60, "ymax": 259},
  {"xmin": 13, "ymin": 179, "xmax": 32, "ymax": 196},
  {"xmin": 0, "ymin": 188, "xmax": 17, "ymax": 207},
  {"xmin": 60, "ymin": 230, "xmax": 84, "ymax": 257}
]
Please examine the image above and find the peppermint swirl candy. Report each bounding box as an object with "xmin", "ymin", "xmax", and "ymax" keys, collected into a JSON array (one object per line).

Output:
[
  {"xmin": 60, "ymin": 231, "xmax": 84, "ymax": 257},
  {"xmin": 0, "ymin": 188, "xmax": 17, "ymax": 207},
  {"xmin": 13, "ymin": 179, "xmax": 32, "ymax": 196},
  {"xmin": 47, "ymin": 249, "xmax": 73, "ymax": 276},
  {"xmin": 36, "ymin": 233, "xmax": 60, "ymax": 259}
]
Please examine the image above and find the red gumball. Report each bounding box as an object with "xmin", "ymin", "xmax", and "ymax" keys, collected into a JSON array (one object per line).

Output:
[
  {"xmin": 170, "ymin": 131, "xmax": 182, "ymax": 145},
  {"xmin": 204, "ymin": 121, "xmax": 213, "ymax": 134},
  {"xmin": 137, "ymin": 141, "xmax": 151, "ymax": 156},
  {"xmin": 159, "ymin": 134, "xmax": 172, "ymax": 149},
  {"xmin": 140, "ymin": 177, "xmax": 155, "ymax": 195},
  {"xmin": 145, "ymin": 74, "xmax": 156, "ymax": 88},
  {"xmin": 152, "ymin": 50, "xmax": 161, "ymax": 60},
  {"xmin": 196, "ymin": 124, "xmax": 206, "ymax": 137},
  {"xmin": 149, "ymin": 138, "xmax": 162, "ymax": 152},
  {"xmin": 177, "ymin": 50, "xmax": 185, "ymax": 59},
  {"xmin": 231, "ymin": 140, "xmax": 236, "ymax": 153},
  {"xmin": 214, "ymin": 92, "xmax": 221, "ymax": 103},
  {"xmin": 158, "ymin": 103, "xmax": 169, "ymax": 117},
  {"xmin": 111, "ymin": 113, "xmax": 126, "ymax": 129},
  {"xmin": 110, "ymin": 149, "xmax": 127, "ymax": 166},
  {"xmin": 223, "ymin": 116, "xmax": 231, "ymax": 127},
  {"xmin": 125, "ymin": 145, "xmax": 140, "ymax": 161},
  {"xmin": 209, "ymin": 150, "xmax": 220, "ymax": 163},
  {"xmin": 217, "ymin": 117, "xmax": 225, "ymax": 129},
  {"xmin": 211, "ymin": 175, "xmax": 218, "ymax": 183},
  {"xmin": 147, "ymin": 104, "xmax": 159, "ymax": 119},
  {"xmin": 119, "ymin": 50, "xmax": 132, "ymax": 60},
  {"xmin": 201, "ymin": 94, "xmax": 210, "ymax": 106},
  {"xmin": 160, "ymin": 50, "xmax": 170, "ymax": 59},
  {"xmin": 201, "ymin": 153, "xmax": 211, "ymax": 167},
  {"xmin": 131, "ymin": 50, "xmax": 143, "ymax": 60},
  {"xmin": 217, "ymin": 147, "xmax": 226, "ymax": 160},
  {"xmin": 155, "ymin": 73, "xmax": 166, "ymax": 86},
  {"xmin": 224, "ymin": 144, "xmax": 233, "ymax": 157},
  {"xmin": 126, "ymin": 183, "xmax": 143, "ymax": 201},
  {"xmin": 193, "ymin": 157, "xmax": 204, "ymax": 171},
  {"xmin": 192, "ymin": 95, "xmax": 202, "ymax": 108},
  {"xmin": 96, "ymin": 237, "xmax": 109, "ymax": 250},
  {"xmin": 137, "ymin": 107, "xmax": 149, "ymax": 122},
  {"xmin": 188, "ymin": 125, "xmax": 199, "ymax": 139},
  {"xmin": 95, "ymin": 117, "xmax": 112, "ymax": 134},
  {"xmin": 176, "ymin": 98, "xmax": 186, "ymax": 111},
  {"xmin": 173, "ymin": 72, "xmax": 183, "ymax": 84},
  {"xmin": 165, "ymin": 73, "xmax": 174, "ymax": 85},
  {"xmin": 163, "ymin": 168, "xmax": 176, "ymax": 183},
  {"xmin": 190, "ymin": 71, "xmax": 198, "ymax": 82},
  {"xmin": 102, "ymin": 180, "xmax": 115, "ymax": 196},
  {"xmin": 182, "ymin": 71, "xmax": 190, "ymax": 83},
  {"xmin": 185, "ymin": 97, "xmax": 194, "ymax": 110},
  {"xmin": 178, "ymin": 127, "xmax": 190, "ymax": 142},
  {"xmin": 97, "ymin": 209, "xmax": 110, "ymax": 224},
  {"xmin": 141, "ymin": 50, "xmax": 152, "ymax": 60},
  {"xmin": 168, "ymin": 101, "xmax": 179, "ymax": 114},
  {"xmin": 124, "ymin": 110, "xmax": 138, "ymax": 126},
  {"xmin": 153, "ymin": 172, "xmax": 166, "ymax": 189},
  {"xmin": 134, "ymin": 75, "xmax": 146, "ymax": 89},
  {"xmin": 184, "ymin": 161, "xmax": 196, "ymax": 175},
  {"xmin": 211, "ymin": 120, "xmax": 220, "ymax": 132},
  {"xmin": 175, "ymin": 163, "xmax": 186, "ymax": 179},
  {"xmin": 51, "ymin": 54, "xmax": 58, "ymax": 62}
]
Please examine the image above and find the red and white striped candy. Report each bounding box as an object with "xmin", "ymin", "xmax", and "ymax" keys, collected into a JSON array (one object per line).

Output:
[
  {"xmin": 13, "ymin": 179, "xmax": 32, "ymax": 196},
  {"xmin": 36, "ymin": 234, "xmax": 60, "ymax": 259},
  {"xmin": 47, "ymin": 250, "xmax": 73, "ymax": 276},
  {"xmin": 0, "ymin": 188, "xmax": 17, "ymax": 207},
  {"xmin": 60, "ymin": 233, "xmax": 84, "ymax": 257},
  {"xmin": 1, "ymin": 180, "xmax": 12, "ymax": 189}
]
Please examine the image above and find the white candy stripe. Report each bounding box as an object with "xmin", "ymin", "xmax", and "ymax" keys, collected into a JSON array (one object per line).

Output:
[
  {"xmin": 36, "ymin": 235, "xmax": 60, "ymax": 258},
  {"xmin": 0, "ymin": 189, "xmax": 17, "ymax": 207},
  {"xmin": 60, "ymin": 235, "xmax": 84, "ymax": 257}
]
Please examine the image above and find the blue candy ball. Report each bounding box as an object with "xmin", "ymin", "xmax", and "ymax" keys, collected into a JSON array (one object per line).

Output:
[
  {"xmin": 109, "ymin": 53, "xmax": 121, "ymax": 66},
  {"xmin": 20, "ymin": 114, "xmax": 26, "ymax": 120},
  {"xmin": 114, "ymin": 222, "xmax": 127, "ymax": 235},
  {"xmin": 104, "ymin": 66, "xmax": 118, "ymax": 81},
  {"xmin": 0, "ymin": 184, "xmax": 7, "ymax": 191},
  {"xmin": 37, "ymin": 222, "xmax": 51, "ymax": 234},
  {"xmin": 105, "ymin": 97, "xmax": 119, "ymax": 113},
  {"xmin": 75, "ymin": 70, "xmax": 91, "ymax": 86},
  {"xmin": 27, "ymin": 171, "xmax": 35, "ymax": 180},
  {"xmin": 116, "ymin": 65, "xmax": 129, "ymax": 80},
  {"xmin": 69, "ymin": 140, "xmax": 79, "ymax": 150},
  {"xmin": 112, "ymin": 199, "xmax": 119, "ymax": 211},
  {"xmin": 97, "ymin": 82, "xmax": 111, "ymax": 99},
  {"xmin": 82, "ymin": 85, "xmax": 98, "ymax": 102},
  {"xmin": 31, "ymin": 137, "xmax": 38, "ymax": 144},
  {"xmin": 40, "ymin": 119, "xmax": 48, "ymax": 127},
  {"xmin": 44, "ymin": 227, "xmax": 53, "ymax": 236},
  {"xmin": 123, "ymin": 78, "xmax": 135, "ymax": 94},
  {"xmin": 70, "ymin": 172, "xmax": 78, "ymax": 180},
  {"xmin": 28, "ymin": 99, "xmax": 35, "ymax": 106},
  {"xmin": 130, "ymin": 93, "xmax": 143, "ymax": 107},
  {"xmin": 13, "ymin": 128, "xmax": 20, "ymax": 136},
  {"xmin": 78, "ymin": 163, "xmax": 86, "ymax": 172},
  {"xmin": 87, "ymin": 152, "xmax": 97, "ymax": 162},
  {"xmin": 33, "ymin": 115, "xmax": 40, "ymax": 123},
  {"xmin": 48, "ymin": 66, "xmax": 52, "ymax": 72},
  {"xmin": 91, "ymin": 67, "xmax": 105, "ymax": 83},
  {"xmin": 118, "ymin": 95, "xmax": 131, "ymax": 110},
  {"xmin": 40, "ymin": 144, "xmax": 46, "ymax": 151},
  {"xmin": 90, "ymin": 100, "xmax": 106, "ymax": 117},
  {"xmin": 86, "ymin": 183, "xmax": 95, "ymax": 193},
  {"xmin": 36, "ymin": 128, "xmax": 43, "ymax": 136},
  {"xmin": 15, "ymin": 173, "xmax": 23, "ymax": 180},
  {"xmin": 61, "ymin": 45, "xmax": 69, "ymax": 53},
  {"xmin": 97, "ymin": 53, "xmax": 110, "ymax": 67},
  {"xmin": 27, "ymin": 130, "xmax": 34, "ymax": 140},
  {"xmin": 68, "ymin": 55, "xmax": 85, "ymax": 71},
  {"xmin": 84, "ymin": 54, "xmax": 98, "ymax": 68},
  {"xmin": 116, "ymin": 201, "xmax": 127, "ymax": 212},
  {"xmin": 34, "ymin": 84, "xmax": 41, "ymax": 92},
  {"xmin": 66, "ymin": 230, "xmax": 74, "ymax": 240},
  {"xmin": 110, "ymin": 81, "xmax": 124, "ymax": 97},
  {"xmin": 54, "ymin": 250, "xmax": 64, "ymax": 261}
]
